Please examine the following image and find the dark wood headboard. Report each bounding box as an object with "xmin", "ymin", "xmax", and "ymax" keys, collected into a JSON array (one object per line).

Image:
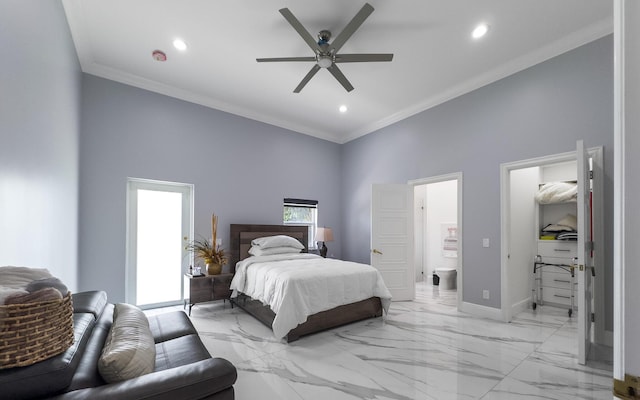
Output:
[{"xmin": 229, "ymin": 224, "xmax": 309, "ymax": 273}]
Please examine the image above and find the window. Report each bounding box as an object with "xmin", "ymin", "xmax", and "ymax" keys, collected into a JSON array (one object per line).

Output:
[{"xmin": 283, "ymin": 198, "xmax": 318, "ymax": 249}]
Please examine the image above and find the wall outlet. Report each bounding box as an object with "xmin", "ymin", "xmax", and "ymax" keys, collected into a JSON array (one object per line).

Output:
[
  {"xmin": 216, "ymin": 238, "xmax": 222, "ymax": 246},
  {"xmin": 482, "ymin": 238, "xmax": 490, "ymax": 248},
  {"xmin": 483, "ymin": 290, "xmax": 490, "ymax": 299}
]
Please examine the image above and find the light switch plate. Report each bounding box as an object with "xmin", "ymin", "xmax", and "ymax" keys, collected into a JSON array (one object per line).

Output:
[{"xmin": 482, "ymin": 238, "xmax": 490, "ymax": 248}]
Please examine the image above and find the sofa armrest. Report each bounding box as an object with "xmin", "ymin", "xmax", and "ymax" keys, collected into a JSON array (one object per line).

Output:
[{"xmin": 47, "ymin": 358, "xmax": 237, "ymax": 400}]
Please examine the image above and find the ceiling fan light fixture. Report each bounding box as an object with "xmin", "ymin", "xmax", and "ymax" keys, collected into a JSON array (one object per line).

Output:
[
  {"xmin": 339, "ymin": 105, "xmax": 348, "ymax": 113},
  {"xmin": 472, "ymin": 23, "xmax": 489, "ymax": 39},
  {"xmin": 317, "ymin": 55, "xmax": 333, "ymax": 68}
]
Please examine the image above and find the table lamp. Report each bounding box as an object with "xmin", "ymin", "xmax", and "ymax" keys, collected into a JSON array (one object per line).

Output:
[{"xmin": 315, "ymin": 227, "xmax": 333, "ymax": 258}]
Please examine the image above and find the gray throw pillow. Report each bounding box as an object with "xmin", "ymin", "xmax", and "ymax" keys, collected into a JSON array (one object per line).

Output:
[{"xmin": 98, "ymin": 303, "xmax": 156, "ymax": 383}]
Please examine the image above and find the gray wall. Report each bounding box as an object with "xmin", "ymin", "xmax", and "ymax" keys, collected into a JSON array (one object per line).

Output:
[
  {"xmin": 79, "ymin": 76, "xmax": 342, "ymax": 302},
  {"xmin": 341, "ymin": 36, "xmax": 614, "ymax": 329},
  {"xmin": 0, "ymin": 1, "xmax": 82, "ymax": 289},
  {"xmin": 1, "ymin": 1, "xmax": 614, "ymax": 333}
]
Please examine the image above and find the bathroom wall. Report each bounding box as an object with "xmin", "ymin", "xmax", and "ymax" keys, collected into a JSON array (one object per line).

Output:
[{"xmin": 414, "ymin": 180, "xmax": 458, "ymax": 283}]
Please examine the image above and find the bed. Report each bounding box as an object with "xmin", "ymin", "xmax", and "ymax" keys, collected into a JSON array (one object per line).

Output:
[{"xmin": 228, "ymin": 224, "xmax": 391, "ymax": 342}]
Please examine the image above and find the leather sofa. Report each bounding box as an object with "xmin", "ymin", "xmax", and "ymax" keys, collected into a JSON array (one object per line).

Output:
[{"xmin": 0, "ymin": 291, "xmax": 237, "ymax": 399}]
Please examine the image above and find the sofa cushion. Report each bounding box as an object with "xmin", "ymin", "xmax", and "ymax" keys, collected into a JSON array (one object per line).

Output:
[
  {"xmin": 72, "ymin": 291, "xmax": 108, "ymax": 319},
  {"xmin": 98, "ymin": 303, "xmax": 155, "ymax": 383},
  {"xmin": 148, "ymin": 311, "xmax": 197, "ymax": 343},
  {"xmin": 154, "ymin": 334, "xmax": 211, "ymax": 372},
  {"xmin": 65, "ymin": 304, "xmax": 113, "ymax": 391}
]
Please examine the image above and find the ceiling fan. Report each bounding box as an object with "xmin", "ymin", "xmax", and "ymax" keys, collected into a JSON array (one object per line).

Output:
[{"xmin": 257, "ymin": 3, "xmax": 393, "ymax": 93}]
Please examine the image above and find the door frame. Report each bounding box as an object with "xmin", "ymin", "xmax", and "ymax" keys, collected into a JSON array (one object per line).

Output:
[
  {"xmin": 409, "ymin": 172, "xmax": 463, "ymax": 311},
  {"xmin": 125, "ymin": 178, "xmax": 194, "ymax": 307},
  {"xmin": 500, "ymin": 147, "xmax": 604, "ymax": 345}
]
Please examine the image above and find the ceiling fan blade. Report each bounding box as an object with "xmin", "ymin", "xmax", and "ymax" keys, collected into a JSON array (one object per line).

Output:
[
  {"xmin": 329, "ymin": 3, "xmax": 374, "ymax": 53},
  {"xmin": 334, "ymin": 53, "xmax": 394, "ymax": 63},
  {"xmin": 327, "ymin": 64, "xmax": 354, "ymax": 92},
  {"xmin": 279, "ymin": 8, "xmax": 321, "ymax": 53},
  {"xmin": 257, "ymin": 57, "xmax": 317, "ymax": 62},
  {"xmin": 294, "ymin": 64, "xmax": 321, "ymax": 93}
]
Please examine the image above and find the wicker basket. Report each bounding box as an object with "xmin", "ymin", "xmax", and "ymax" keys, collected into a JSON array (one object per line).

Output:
[{"xmin": 0, "ymin": 292, "xmax": 74, "ymax": 369}]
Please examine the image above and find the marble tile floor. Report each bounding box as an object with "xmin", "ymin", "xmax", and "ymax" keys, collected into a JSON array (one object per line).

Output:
[{"xmin": 152, "ymin": 282, "xmax": 613, "ymax": 399}]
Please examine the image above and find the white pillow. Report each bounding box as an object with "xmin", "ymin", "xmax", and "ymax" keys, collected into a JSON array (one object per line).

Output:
[
  {"xmin": 556, "ymin": 214, "xmax": 578, "ymax": 230},
  {"xmin": 251, "ymin": 235, "xmax": 304, "ymax": 250},
  {"xmin": 541, "ymin": 224, "xmax": 574, "ymax": 233},
  {"xmin": 98, "ymin": 303, "xmax": 156, "ymax": 383},
  {"xmin": 248, "ymin": 246, "xmax": 302, "ymax": 256}
]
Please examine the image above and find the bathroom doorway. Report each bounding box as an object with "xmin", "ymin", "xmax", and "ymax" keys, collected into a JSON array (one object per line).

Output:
[{"xmin": 410, "ymin": 173, "xmax": 462, "ymax": 309}]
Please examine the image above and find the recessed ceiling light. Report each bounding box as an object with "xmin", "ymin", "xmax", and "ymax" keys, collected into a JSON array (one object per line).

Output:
[
  {"xmin": 173, "ymin": 39, "xmax": 188, "ymax": 51},
  {"xmin": 472, "ymin": 23, "xmax": 489, "ymax": 39},
  {"xmin": 339, "ymin": 105, "xmax": 348, "ymax": 113}
]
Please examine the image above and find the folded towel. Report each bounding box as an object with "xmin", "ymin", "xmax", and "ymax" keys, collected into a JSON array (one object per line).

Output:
[
  {"xmin": 0, "ymin": 287, "xmax": 29, "ymax": 305},
  {"xmin": 4, "ymin": 287, "xmax": 63, "ymax": 305}
]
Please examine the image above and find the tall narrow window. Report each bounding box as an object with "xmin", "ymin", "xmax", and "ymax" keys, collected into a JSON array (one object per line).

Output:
[{"xmin": 283, "ymin": 198, "xmax": 318, "ymax": 249}]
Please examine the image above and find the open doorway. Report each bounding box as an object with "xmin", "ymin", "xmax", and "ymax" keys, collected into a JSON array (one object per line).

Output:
[
  {"xmin": 126, "ymin": 178, "xmax": 194, "ymax": 308},
  {"xmin": 410, "ymin": 173, "xmax": 462, "ymax": 310},
  {"xmin": 500, "ymin": 145, "xmax": 605, "ymax": 363}
]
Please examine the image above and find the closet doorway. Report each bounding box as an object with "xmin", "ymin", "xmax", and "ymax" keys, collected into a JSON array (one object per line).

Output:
[
  {"xmin": 500, "ymin": 144, "xmax": 604, "ymax": 363},
  {"xmin": 410, "ymin": 173, "xmax": 463, "ymax": 310}
]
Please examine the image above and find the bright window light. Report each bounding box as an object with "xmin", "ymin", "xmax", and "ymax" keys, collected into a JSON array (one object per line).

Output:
[
  {"xmin": 472, "ymin": 24, "xmax": 489, "ymax": 39},
  {"xmin": 136, "ymin": 189, "xmax": 182, "ymax": 305}
]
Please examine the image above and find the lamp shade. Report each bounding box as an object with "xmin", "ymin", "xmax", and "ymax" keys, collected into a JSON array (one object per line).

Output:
[{"xmin": 315, "ymin": 227, "xmax": 334, "ymax": 242}]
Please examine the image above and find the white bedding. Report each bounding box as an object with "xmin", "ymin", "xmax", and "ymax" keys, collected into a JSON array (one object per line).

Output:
[
  {"xmin": 535, "ymin": 181, "xmax": 577, "ymax": 204},
  {"xmin": 230, "ymin": 253, "xmax": 392, "ymax": 339}
]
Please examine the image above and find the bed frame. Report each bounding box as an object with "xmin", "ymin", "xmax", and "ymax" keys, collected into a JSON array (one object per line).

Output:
[{"xmin": 229, "ymin": 224, "xmax": 383, "ymax": 342}]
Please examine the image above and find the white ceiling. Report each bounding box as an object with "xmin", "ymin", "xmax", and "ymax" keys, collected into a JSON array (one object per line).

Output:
[{"xmin": 61, "ymin": 0, "xmax": 612, "ymax": 144}]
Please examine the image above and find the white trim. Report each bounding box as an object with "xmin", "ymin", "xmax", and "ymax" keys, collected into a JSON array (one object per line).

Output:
[
  {"xmin": 460, "ymin": 301, "xmax": 503, "ymax": 321},
  {"xmin": 510, "ymin": 297, "xmax": 530, "ymax": 318},
  {"xmin": 409, "ymin": 172, "xmax": 463, "ymax": 312},
  {"xmin": 613, "ymin": 0, "xmax": 625, "ymax": 381}
]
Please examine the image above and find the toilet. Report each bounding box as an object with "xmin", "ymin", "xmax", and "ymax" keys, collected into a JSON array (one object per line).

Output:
[{"xmin": 435, "ymin": 268, "xmax": 457, "ymax": 290}]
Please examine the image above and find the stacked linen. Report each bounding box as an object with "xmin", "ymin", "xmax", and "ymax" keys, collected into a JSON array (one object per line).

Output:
[
  {"xmin": 540, "ymin": 214, "xmax": 578, "ymax": 241},
  {"xmin": 535, "ymin": 181, "xmax": 577, "ymax": 204},
  {"xmin": 0, "ymin": 266, "xmax": 69, "ymax": 305}
]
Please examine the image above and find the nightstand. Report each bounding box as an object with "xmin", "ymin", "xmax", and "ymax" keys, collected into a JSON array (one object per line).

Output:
[{"xmin": 183, "ymin": 273, "xmax": 233, "ymax": 316}]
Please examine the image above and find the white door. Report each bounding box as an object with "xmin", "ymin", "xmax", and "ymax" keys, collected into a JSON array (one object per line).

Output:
[
  {"xmin": 371, "ymin": 184, "xmax": 414, "ymax": 301},
  {"xmin": 576, "ymin": 140, "xmax": 593, "ymax": 364},
  {"xmin": 126, "ymin": 179, "xmax": 193, "ymax": 307}
]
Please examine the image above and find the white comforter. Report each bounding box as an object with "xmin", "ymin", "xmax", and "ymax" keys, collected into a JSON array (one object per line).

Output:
[{"xmin": 230, "ymin": 253, "xmax": 392, "ymax": 339}]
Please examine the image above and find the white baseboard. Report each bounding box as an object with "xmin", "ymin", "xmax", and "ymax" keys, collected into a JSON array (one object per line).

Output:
[
  {"xmin": 460, "ymin": 301, "xmax": 503, "ymax": 321},
  {"xmin": 510, "ymin": 298, "xmax": 530, "ymax": 317}
]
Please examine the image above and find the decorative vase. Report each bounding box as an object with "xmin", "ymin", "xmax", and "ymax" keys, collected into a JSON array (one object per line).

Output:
[{"xmin": 207, "ymin": 263, "xmax": 222, "ymax": 275}]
